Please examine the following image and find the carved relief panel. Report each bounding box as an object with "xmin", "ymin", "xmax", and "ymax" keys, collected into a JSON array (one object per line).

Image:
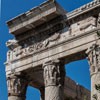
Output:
[{"xmin": 70, "ymin": 16, "xmax": 96, "ymax": 36}]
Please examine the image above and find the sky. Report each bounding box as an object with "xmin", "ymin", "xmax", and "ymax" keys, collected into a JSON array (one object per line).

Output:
[{"xmin": 0, "ymin": 0, "xmax": 92, "ymax": 100}]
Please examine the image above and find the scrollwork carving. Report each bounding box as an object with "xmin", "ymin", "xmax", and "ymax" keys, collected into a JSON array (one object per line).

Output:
[{"xmin": 12, "ymin": 32, "xmax": 61, "ymax": 58}]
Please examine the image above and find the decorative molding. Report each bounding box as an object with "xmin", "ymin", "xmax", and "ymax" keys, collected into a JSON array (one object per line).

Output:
[{"xmin": 67, "ymin": 0, "xmax": 100, "ymax": 19}]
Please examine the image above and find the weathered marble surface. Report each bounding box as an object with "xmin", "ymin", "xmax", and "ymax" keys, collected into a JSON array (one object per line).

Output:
[{"xmin": 5, "ymin": 0, "xmax": 100, "ymax": 100}]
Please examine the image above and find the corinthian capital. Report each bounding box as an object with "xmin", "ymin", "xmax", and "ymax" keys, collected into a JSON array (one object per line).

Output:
[
  {"xmin": 43, "ymin": 59, "xmax": 65, "ymax": 87},
  {"xmin": 86, "ymin": 44, "xmax": 100, "ymax": 75},
  {"xmin": 7, "ymin": 74, "xmax": 28, "ymax": 97}
]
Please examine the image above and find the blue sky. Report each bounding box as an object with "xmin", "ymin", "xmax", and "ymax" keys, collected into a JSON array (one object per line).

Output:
[{"xmin": 0, "ymin": 0, "xmax": 92, "ymax": 100}]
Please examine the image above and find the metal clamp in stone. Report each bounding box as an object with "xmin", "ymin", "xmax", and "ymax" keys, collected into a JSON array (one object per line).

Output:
[{"xmin": 43, "ymin": 59, "xmax": 65, "ymax": 87}]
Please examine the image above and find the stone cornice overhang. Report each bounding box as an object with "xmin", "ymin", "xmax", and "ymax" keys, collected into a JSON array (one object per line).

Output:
[
  {"xmin": 6, "ymin": 0, "xmax": 66, "ymax": 35},
  {"xmin": 67, "ymin": 0, "xmax": 100, "ymax": 20},
  {"xmin": 7, "ymin": 0, "xmax": 100, "ymax": 35}
]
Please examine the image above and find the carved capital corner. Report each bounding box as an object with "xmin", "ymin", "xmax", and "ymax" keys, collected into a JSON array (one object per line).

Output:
[
  {"xmin": 86, "ymin": 44, "xmax": 100, "ymax": 76},
  {"xmin": 7, "ymin": 74, "xmax": 28, "ymax": 97},
  {"xmin": 43, "ymin": 59, "xmax": 65, "ymax": 87}
]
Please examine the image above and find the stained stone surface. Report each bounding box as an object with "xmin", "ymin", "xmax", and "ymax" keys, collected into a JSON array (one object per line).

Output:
[{"xmin": 5, "ymin": 0, "xmax": 100, "ymax": 100}]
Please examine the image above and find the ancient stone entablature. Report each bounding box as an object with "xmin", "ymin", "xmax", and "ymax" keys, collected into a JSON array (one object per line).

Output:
[{"xmin": 6, "ymin": 0, "xmax": 100, "ymax": 64}]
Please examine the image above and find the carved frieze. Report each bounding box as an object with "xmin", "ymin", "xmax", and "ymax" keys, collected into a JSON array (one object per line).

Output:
[
  {"xmin": 43, "ymin": 59, "xmax": 65, "ymax": 87},
  {"xmin": 7, "ymin": 32, "xmax": 61, "ymax": 62},
  {"xmin": 7, "ymin": 75, "xmax": 28, "ymax": 97},
  {"xmin": 70, "ymin": 16, "xmax": 97, "ymax": 36}
]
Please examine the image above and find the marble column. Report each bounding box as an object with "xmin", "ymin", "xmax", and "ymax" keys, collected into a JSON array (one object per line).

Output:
[
  {"xmin": 86, "ymin": 44, "xmax": 100, "ymax": 100},
  {"xmin": 7, "ymin": 74, "xmax": 28, "ymax": 100},
  {"xmin": 43, "ymin": 59, "xmax": 65, "ymax": 100}
]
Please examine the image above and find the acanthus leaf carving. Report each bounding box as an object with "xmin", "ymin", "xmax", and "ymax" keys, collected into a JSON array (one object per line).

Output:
[
  {"xmin": 43, "ymin": 59, "xmax": 65, "ymax": 87},
  {"xmin": 7, "ymin": 75, "xmax": 28, "ymax": 97}
]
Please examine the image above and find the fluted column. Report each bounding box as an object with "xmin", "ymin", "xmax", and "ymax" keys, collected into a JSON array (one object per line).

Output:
[
  {"xmin": 7, "ymin": 74, "xmax": 28, "ymax": 100},
  {"xmin": 43, "ymin": 59, "xmax": 65, "ymax": 100},
  {"xmin": 86, "ymin": 44, "xmax": 100, "ymax": 100}
]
